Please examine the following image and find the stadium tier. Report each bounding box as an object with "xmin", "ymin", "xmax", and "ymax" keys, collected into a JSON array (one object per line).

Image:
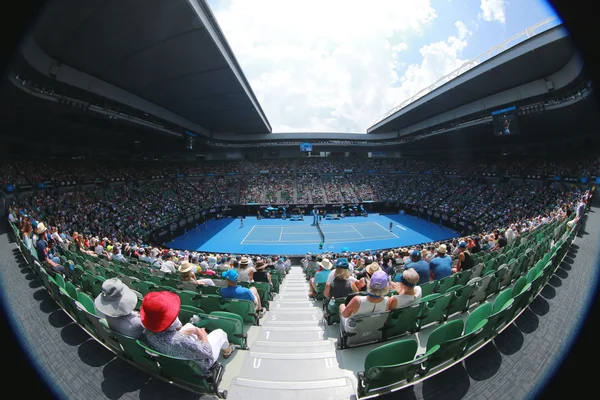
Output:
[{"xmin": 1, "ymin": 2, "xmax": 599, "ymax": 399}]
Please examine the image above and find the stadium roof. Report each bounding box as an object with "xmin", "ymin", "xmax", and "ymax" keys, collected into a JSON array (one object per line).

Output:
[
  {"xmin": 28, "ymin": 0, "xmax": 271, "ymax": 135},
  {"xmin": 368, "ymin": 24, "xmax": 577, "ymax": 134}
]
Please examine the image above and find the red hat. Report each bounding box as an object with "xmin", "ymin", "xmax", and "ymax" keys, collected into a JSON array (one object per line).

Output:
[{"xmin": 140, "ymin": 291, "xmax": 181, "ymax": 333}]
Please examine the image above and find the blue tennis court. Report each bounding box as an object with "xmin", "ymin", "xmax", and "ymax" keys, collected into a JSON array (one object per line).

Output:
[{"xmin": 166, "ymin": 213, "xmax": 459, "ymax": 255}]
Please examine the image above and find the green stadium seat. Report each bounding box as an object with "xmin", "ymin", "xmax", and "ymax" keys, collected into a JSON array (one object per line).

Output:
[
  {"xmin": 220, "ymin": 298, "xmax": 258, "ymax": 325},
  {"xmin": 195, "ymin": 312, "xmax": 247, "ymax": 349},
  {"xmin": 419, "ymin": 319, "xmax": 467, "ymax": 375},
  {"xmin": 324, "ymin": 297, "xmax": 347, "ymax": 325},
  {"xmin": 382, "ymin": 302, "xmax": 424, "ymax": 340},
  {"xmin": 445, "ymin": 284, "xmax": 476, "ymax": 318},
  {"xmin": 435, "ymin": 275, "xmax": 457, "ymax": 294},
  {"xmin": 178, "ymin": 304, "xmax": 205, "ymax": 324},
  {"xmin": 464, "ymin": 303, "xmax": 492, "ymax": 349},
  {"xmin": 357, "ymin": 339, "xmax": 420, "ymax": 397},
  {"xmin": 417, "ymin": 292, "xmax": 453, "ymax": 329},
  {"xmin": 419, "ymin": 281, "xmax": 437, "ymax": 297},
  {"xmin": 111, "ymin": 332, "xmax": 160, "ymax": 373}
]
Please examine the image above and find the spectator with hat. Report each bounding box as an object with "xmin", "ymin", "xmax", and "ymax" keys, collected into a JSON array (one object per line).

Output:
[
  {"xmin": 94, "ymin": 278, "xmax": 144, "ymax": 338},
  {"xmin": 179, "ymin": 262, "xmax": 215, "ymax": 286},
  {"xmin": 355, "ymin": 262, "xmax": 380, "ymax": 291},
  {"xmin": 141, "ymin": 291, "xmax": 235, "ymax": 374},
  {"xmin": 220, "ymin": 269, "xmax": 266, "ymax": 317},
  {"xmin": 340, "ymin": 270, "xmax": 390, "ymax": 330},
  {"xmin": 35, "ymin": 222, "xmax": 65, "ymax": 274},
  {"xmin": 389, "ymin": 269, "xmax": 422, "ymax": 309},
  {"xmin": 308, "ymin": 258, "xmax": 332, "ymax": 298},
  {"xmin": 428, "ymin": 244, "xmax": 452, "ymax": 280},
  {"xmin": 252, "ymin": 260, "xmax": 272, "ymax": 285},
  {"xmin": 324, "ymin": 258, "xmax": 358, "ymax": 299},
  {"xmin": 401, "ymin": 250, "xmax": 431, "ymax": 285},
  {"xmin": 237, "ymin": 257, "xmax": 253, "ymax": 283}
]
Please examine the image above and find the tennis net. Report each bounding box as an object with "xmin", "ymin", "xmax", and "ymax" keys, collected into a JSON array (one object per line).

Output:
[{"xmin": 316, "ymin": 219, "xmax": 325, "ymax": 243}]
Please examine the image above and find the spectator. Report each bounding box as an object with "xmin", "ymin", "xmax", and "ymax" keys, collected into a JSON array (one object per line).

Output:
[
  {"xmin": 401, "ymin": 250, "xmax": 430, "ymax": 285},
  {"xmin": 252, "ymin": 261, "xmax": 272, "ymax": 286},
  {"xmin": 179, "ymin": 262, "xmax": 215, "ymax": 286},
  {"xmin": 388, "ymin": 269, "xmax": 422, "ymax": 309},
  {"xmin": 324, "ymin": 259, "xmax": 359, "ymax": 299},
  {"xmin": 160, "ymin": 252, "xmax": 177, "ymax": 274},
  {"xmin": 35, "ymin": 223, "xmax": 65, "ymax": 274},
  {"xmin": 94, "ymin": 278, "xmax": 144, "ymax": 338},
  {"xmin": 453, "ymin": 241, "xmax": 474, "ymax": 273},
  {"xmin": 309, "ymin": 258, "xmax": 332, "ymax": 298},
  {"xmin": 141, "ymin": 292, "xmax": 235, "ymax": 374},
  {"xmin": 237, "ymin": 257, "xmax": 253, "ymax": 283},
  {"xmin": 429, "ymin": 244, "xmax": 452, "ymax": 280},
  {"xmin": 355, "ymin": 262, "xmax": 380, "ymax": 291},
  {"xmin": 340, "ymin": 270, "xmax": 390, "ymax": 329},
  {"xmin": 220, "ymin": 269, "xmax": 266, "ymax": 316}
]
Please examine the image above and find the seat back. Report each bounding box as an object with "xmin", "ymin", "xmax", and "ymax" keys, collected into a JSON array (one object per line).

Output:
[
  {"xmin": 220, "ymin": 298, "xmax": 257, "ymax": 324},
  {"xmin": 470, "ymin": 263, "xmax": 484, "ymax": 279},
  {"xmin": 342, "ymin": 311, "xmax": 390, "ymax": 348},
  {"xmin": 445, "ymin": 284, "xmax": 476, "ymax": 317},
  {"xmin": 111, "ymin": 333, "xmax": 160, "ymax": 373},
  {"xmin": 178, "ymin": 305, "xmax": 205, "ymax": 324},
  {"xmin": 435, "ymin": 275, "xmax": 457, "ymax": 294},
  {"xmin": 360, "ymin": 339, "xmax": 419, "ymax": 396},
  {"xmin": 419, "ymin": 281, "xmax": 437, "ymax": 297},
  {"xmin": 325, "ymin": 297, "xmax": 348, "ymax": 325},
  {"xmin": 454, "ymin": 270, "xmax": 472, "ymax": 287},
  {"xmin": 418, "ymin": 292, "xmax": 453, "ymax": 329},
  {"xmin": 382, "ymin": 302, "xmax": 424, "ymax": 340},
  {"xmin": 498, "ymin": 263, "xmax": 513, "ymax": 288},
  {"xmin": 154, "ymin": 352, "xmax": 218, "ymax": 394},
  {"xmin": 199, "ymin": 311, "xmax": 247, "ymax": 348}
]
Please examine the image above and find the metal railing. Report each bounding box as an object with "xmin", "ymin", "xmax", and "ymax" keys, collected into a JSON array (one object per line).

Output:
[{"xmin": 371, "ymin": 17, "xmax": 560, "ymax": 127}]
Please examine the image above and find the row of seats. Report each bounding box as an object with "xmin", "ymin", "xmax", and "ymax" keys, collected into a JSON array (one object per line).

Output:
[
  {"xmin": 11, "ymin": 223, "xmax": 288, "ymax": 398},
  {"xmin": 353, "ymin": 220, "xmax": 576, "ymax": 397}
]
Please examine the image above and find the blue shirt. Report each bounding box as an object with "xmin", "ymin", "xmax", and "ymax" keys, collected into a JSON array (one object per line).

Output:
[
  {"xmin": 405, "ymin": 260, "xmax": 431, "ymax": 285},
  {"xmin": 314, "ymin": 269, "xmax": 331, "ymax": 284},
  {"xmin": 220, "ymin": 285, "xmax": 256, "ymax": 302},
  {"xmin": 36, "ymin": 238, "xmax": 49, "ymax": 261},
  {"xmin": 429, "ymin": 255, "xmax": 452, "ymax": 280}
]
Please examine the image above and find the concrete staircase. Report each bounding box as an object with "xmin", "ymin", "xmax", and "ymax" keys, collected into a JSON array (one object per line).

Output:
[{"xmin": 226, "ymin": 267, "xmax": 357, "ymax": 399}]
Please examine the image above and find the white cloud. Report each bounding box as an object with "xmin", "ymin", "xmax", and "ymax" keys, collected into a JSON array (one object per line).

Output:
[
  {"xmin": 210, "ymin": 1, "xmax": 474, "ymax": 132},
  {"xmin": 479, "ymin": 0, "xmax": 506, "ymax": 24}
]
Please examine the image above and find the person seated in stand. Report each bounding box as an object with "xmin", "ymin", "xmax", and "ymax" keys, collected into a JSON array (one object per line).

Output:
[
  {"xmin": 388, "ymin": 269, "xmax": 422, "ymax": 310},
  {"xmin": 179, "ymin": 262, "xmax": 215, "ymax": 286},
  {"xmin": 252, "ymin": 260, "xmax": 272, "ymax": 286},
  {"xmin": 428, "ymin": 244, "xmax": 452, "ymax": 281},
  {"xmin": 355, "ymin": 262, "xmax": 380, "ymax": 291},
  {"xmin": 308, "ymin": 258, "xmax": 332, "ymax": 298},
  {"xmin": 452, "ymin": 241, "xmax": 474, "ymax": 273},
  {"xmin": 141, "ymin": 291, "xmax": 235, "ymax": 374},
  {"xmin": 220, "ymin": 269, "xmax": 266, "ymax": 317},
  {"xmin": 398, "ymin": 250, "xmax": 430, "ymax": 285},
  {"xmin": 324, "ymin": 258, "xmax": 358, "ymax": 300},
  {"xmin": 35, "ymin": 223, "xmax": 65, "ymax": 274},
  {"xmin": 339, "ymin": 270, "xmax": 390, "ymax": 330},
  {"xmin": 94, "ymin": 278, "xmax": 144, "ymax": 338},
  {"xmin": 236, "ymin": 257, "xmax": 253, "ymax": 283}
]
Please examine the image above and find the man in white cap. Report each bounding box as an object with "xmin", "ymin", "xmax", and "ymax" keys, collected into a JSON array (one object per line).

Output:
[{"xmin": 94, "ymin": 278, "xmax": 143, "ymax": 338}]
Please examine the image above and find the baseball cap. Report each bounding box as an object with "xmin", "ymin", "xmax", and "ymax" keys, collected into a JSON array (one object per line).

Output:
[
  {"xmin": 222, "ymin": 269, "xmax": 239, "ymax": 282},
  {"xmin": 459, "ymin": 241, "xmax": 467, "ymax": 248},
  {"xmin": 335, "ymin": 258, "xmax": 349, "ymax": 269},
  {"xmin": 369, "ymin": 271, "xmax": 389, "ymax": 290}
]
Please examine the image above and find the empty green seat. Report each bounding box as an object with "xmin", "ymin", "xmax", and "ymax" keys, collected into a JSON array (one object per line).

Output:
[
  {"xmin": 178, "ymin": 305, "xmax": 205, "ymax": 324},
  {"xmin": 111, "ymin": 332, "xmax": 160, "ymax": 373},
  {"xmin": 417, "ymin": 293, "xmax": 453, "ymax": 329},
  {"xmin": 464, "ymin": 303, "xmax": 492, "ymax": 350},
  {"xmin": 445, "ymin": 284, "xmax": 475, "ymax": 318},
  {"xmin": 197, "ymin": 294, "xmax": 223, "ymax": 314},
  {"xmin": 357, "ymin": 339, "xmax": 420, "ymax": 397},
  {"xmin": 453, "ymin": 270, "xmax": 472, "ymax": 287},
  {"xmin": 420, "ymin": 319, "xmax": 467, "ymax": 375},
  {"xmin": 382, "ymin": 302, "xmax": 424, "ymax": 340},
  {"xmin": 435, "ymin": 275, "xmax": 457, "ymax": 294},
  {"xmin": 419, "ymin": 281, "xmax": 437, "ymax": 297}
]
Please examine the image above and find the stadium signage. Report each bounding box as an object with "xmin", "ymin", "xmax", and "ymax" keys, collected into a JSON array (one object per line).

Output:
[
  {"xmin": 158, "ymin": 229, "xmax": 168, "ymax": 238},
  {"xmin": 432, "ymin": 211, "xmax": 438, "ymax": 217},
  {"xmin": 179, "ymin": 219, "xmax": 186, "ymax": 227},
  {"xmin": 442, "ymin": 215, "xmax": 448, "ymax": 221},
  {"xmin": 194, "ymin": 213, "xmax": 200, "ymax": 220},
  {"xmin": 187, "ymin": 216, "xmax": 193, "ymax": 223},
  {"xmin": 450, "ymin": 217, "xmax": 457, "ymax": 223},
  {"xmin": 170, "ymin": 223, "xmax": 177, "ymax": 232}
]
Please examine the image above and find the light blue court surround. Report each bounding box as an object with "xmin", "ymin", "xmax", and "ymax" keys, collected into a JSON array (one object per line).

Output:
[{"xmin": 166, "ymin": 213, "xmax": 459, "ymax": 255}]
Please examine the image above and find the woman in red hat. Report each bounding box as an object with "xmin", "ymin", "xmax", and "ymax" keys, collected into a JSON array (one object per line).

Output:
[{"xmin": 141, "ymin": 291, "xmax": 234, "ymax": 372}]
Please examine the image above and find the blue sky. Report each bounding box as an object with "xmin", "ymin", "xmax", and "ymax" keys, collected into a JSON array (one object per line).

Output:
[{"xmin": 207, "ymin": 0, "xmax": 560, "ymax": 133}]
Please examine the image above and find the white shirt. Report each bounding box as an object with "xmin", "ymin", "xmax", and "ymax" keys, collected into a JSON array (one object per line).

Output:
[
  {"xmin": 160, "ymin": 260, "xmax": 177, "ymax": 274},
  {"xmin": 51, "ymin": 231, "xmax": 64, "ymax": 244},
  {"xmin": 95, "ymin": 245, "xmax": 104, "ymax": 255}
]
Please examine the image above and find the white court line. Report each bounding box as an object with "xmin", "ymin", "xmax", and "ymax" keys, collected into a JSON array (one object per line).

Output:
[
  {"xmin": 240, "ymin": 225, "xmax": 257, "ymax": 244},
  {"xmin": 396, "ymin": 224, "xmax": 407, "ymax": 231},
  {"xmin": 281, "ymin": 232, "xmax": 319, "ymax": 235},
  {"xmin": 373, "ymin": 222, "xmax": 400, "ymax": 238},
  {"xmin": 350, "ymin": 225, "xmax": 365, "ymax": 238},
  {"xmin": 279, "ymin": 227, "xmax": 284, "ymax": 242},
  {"xmin": 242, "ymin": 235, "xmax": 398, "ymax": 244}
]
